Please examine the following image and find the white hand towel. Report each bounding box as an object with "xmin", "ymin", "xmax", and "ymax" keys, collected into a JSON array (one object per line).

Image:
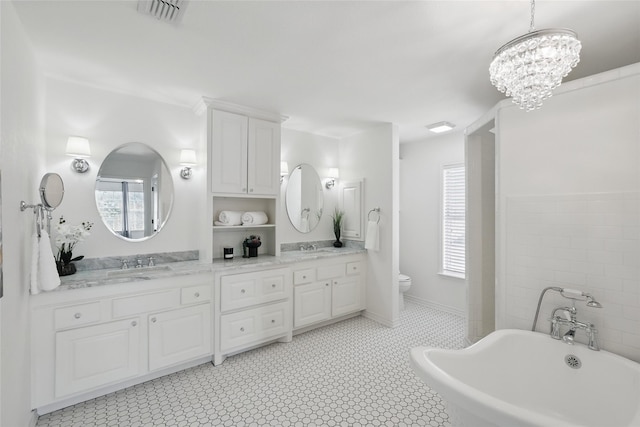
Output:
[
  {"xmin": 38, "ymin": 230, "xmax": 61, "ymax": 292},
  {"xmin": 241, "ymin": 211, "xmax": 268, "ymax": 225},
  {"xmin": 30, "ymin": 231, "xmax": 41, "ymax": 295},
  {"xmin": 300, "ymin": 216, "xmax": 309, "ymax": 233},
  {"xmin": 364, "ymin": 220, "xmax": 379, "ymax": 251},
  {"xmin": 218, "ymin": 211, "xmax": 243, "ymax": 225}
]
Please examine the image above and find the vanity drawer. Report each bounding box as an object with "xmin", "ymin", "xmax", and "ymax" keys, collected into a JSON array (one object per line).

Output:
[
  {"xmin": 293, "ymin": 269, "xmax": 315, "ymax": 285},
  {"xmin": 219, "ymin": 301, "xmax": 289, "ymax": 352},
  {"xmin": 55, "ymin": 302, "xmax": 102, "ymax": 330},
  {"xmin": 346, "ymin": 261, "xmax": 363, "ymax": 276},
  {"xmin": 181, "ymin": 285, "xmax": 212, "ymax": 305},
  {"xmin": 112, "ymin": 290, "xmax": 178, "ymax": 318},
  {"xmin": 317, "ymin": 264, "xmax": 345, "ymax": 280},
  {"xmin": 220, "ymin": 268, "xmax": 290, "ymax": 312}
]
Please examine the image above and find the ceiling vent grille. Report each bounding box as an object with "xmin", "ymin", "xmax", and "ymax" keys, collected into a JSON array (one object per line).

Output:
[{"xmin": 137, "ymin": 0, "xmax": 188, "ymax": 24}]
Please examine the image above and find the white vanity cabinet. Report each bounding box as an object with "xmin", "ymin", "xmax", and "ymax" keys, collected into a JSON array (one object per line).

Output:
[
  {"xmin": 214, "ymin": 267, "xmax": 292, "ymax": 365},
  {"xmin": 55, "ymin": 317, "xmax": 142, "ymax": 398},
  {"xmin": 293, "ymin": 254, "xmax": 366, "ymax": 330},
  {"xmin": 31, "ymin": 274, "xmax": 214, "ymax": 413},
  {"xmin": 209, "ymin": 109, "xmax": 280, "ymax": 196}
]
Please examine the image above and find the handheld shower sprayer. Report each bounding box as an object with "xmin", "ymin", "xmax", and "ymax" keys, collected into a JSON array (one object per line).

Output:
[{"xmin": 531, "ymin": 287, "xmax": 603, "ymax": 331}]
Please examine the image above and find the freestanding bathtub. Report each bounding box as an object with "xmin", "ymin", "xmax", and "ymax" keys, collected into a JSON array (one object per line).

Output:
[{"xmin": 410, "ymin": 329, "xmax": 640, "ymax": 427}]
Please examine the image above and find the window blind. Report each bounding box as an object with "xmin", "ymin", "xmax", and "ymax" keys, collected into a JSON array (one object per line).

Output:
[{"xmin": 442, "ymin": 165, "xmax": 466, "ymax": 277}]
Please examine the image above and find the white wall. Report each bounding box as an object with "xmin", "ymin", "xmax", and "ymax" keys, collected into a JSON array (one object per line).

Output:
[
  {"xmin": 341, "ymin": 124, "xmax": 399, "ymax": 326},
  {"xmin": 280, "ymin": 129, "xmax": 340, "ymax": 244},
  {"xmin": 399, "ymin": 132, "xmax": 466, "ymax": 315},
  {"xmin": 43, "ymin": 78, "xmax": 206, "ymax": 260},
  {"xmin": 497, "ymin": 64, "xmax": 640, "ymax": 361},
  {"xmin": 1, "ymin": 2, "xmax": 45, "ymax": 425}
]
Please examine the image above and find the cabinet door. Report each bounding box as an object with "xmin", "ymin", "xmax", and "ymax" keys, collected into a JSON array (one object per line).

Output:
[
  {"xmin": 211, "ymin": 110, "xmax": 248, "ymax": 194},
  {"xmin": 55, "ymin": 318, "xmax": 141, "ymax": 398},
  {"xmin": 247, "ymin": 118, "xmax": 280, "ymax": 196},
  {"xmin": 294, "ymin": 281, "xmax": 331, "ymax": 328},
  {"xmin": 148, "ymin": 304, "xmax": 212, "ymax": 371},
  {"xmin": 332, "ymin": 276, "xmax": 362, "ymax": 317}
]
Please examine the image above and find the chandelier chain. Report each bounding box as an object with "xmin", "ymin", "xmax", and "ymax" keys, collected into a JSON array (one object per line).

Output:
[{"xmin": 529, "ymin": 0, "xmax": 535, "ymax": 32}]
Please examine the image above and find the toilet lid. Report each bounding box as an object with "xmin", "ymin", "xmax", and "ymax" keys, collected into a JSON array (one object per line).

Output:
[{"xmin": 399, "ymin": 274, "xmax": 410, "ymax": 282}]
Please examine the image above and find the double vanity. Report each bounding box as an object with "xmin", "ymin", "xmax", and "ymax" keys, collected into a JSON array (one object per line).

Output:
[
  {"xmin": 30, "ymin": 249, "xmax": 366, "ymax": 414},
  {"xmin": 30, "ymin": 99, "xmax": 369, "ymax": 414}
]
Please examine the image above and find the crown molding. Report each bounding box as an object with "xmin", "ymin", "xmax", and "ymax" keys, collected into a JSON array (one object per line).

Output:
[{"xmin": 193, "ymin": 97, "xmax": 289, "ymax": 123}]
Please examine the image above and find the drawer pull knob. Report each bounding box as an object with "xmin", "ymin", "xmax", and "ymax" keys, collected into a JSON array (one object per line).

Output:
[
  {"xmin": 240, "ymin": 327, "xmax": 245, "ymax": 332},
  {"xmin": 325, "ymin": 283, "xmax": 329, "ymax": 287},
  {"xmin": 271, "ymin": 284, "xmax": 276, "ymax": 288},
  {"xmin": 151, "ymin": 317, "xmax": 157, "ymax": 323},
  {"xmin": 74, "ymin": 313, "xmax": 81, "ymax": 319},
  {"xmin": 302, "ymin": 275, "xmax": 306, "ymax": 279},
  {"xmin": 271, "ymin": 319, "xmax": 275, "ymax": 323},
  {"xmin": 194, "ymin": 292, "xmax": 200, "ymax": 298},
  {"xmin": 131, "ymin": 321, "xmax": 137, "ymax": 327},
  {"xmin": 241, "ymin": 289, "xmax": 246, "ymax": 294}
]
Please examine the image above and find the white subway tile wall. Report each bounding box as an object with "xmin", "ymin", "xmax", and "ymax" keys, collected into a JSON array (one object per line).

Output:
[{"xmin": 505, "ymin": 192, "xmax": 640, "ymax": 362}]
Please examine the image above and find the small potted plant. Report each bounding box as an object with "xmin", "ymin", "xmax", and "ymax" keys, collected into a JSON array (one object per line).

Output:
[
  {"xmin": 330, "ymin": 208, "xmax": 344, "ymax": 248},
  {"xmin": 54, "ymin": 216, "xmax": 93, "ymax": 276}
]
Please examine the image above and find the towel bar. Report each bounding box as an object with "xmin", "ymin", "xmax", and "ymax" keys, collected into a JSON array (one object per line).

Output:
[{"xmin": 367, "ymin": 207, "xmax": 380, "ymax": 224}]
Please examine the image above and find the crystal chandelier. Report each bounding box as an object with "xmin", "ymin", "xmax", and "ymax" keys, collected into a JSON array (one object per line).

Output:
[{"xmin": 489, "ymin": 0, "xmax": 582, "ymax": 111}]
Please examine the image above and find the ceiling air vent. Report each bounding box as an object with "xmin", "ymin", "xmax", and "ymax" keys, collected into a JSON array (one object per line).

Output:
[{"xmin": 137, "ymin": 0, "xmax": 188, "ymax": 24}]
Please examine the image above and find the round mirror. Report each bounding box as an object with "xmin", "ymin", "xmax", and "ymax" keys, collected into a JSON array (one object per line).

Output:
[
  {"xmin": 285, "ymin": 164, "xmax": 324, "ymax": 233},
  {"xmin": 39, "ymin": 173, "xmax": 64, "ymax": 209},
  {"xmin": 95, "ymin": 142, "xmax": 174, "ymax": 241}
]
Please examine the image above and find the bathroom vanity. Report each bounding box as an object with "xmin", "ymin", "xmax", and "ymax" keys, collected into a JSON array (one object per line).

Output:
[{"xmin": 30, "ymin": 250, "xmax": 366, "ymax": 414}]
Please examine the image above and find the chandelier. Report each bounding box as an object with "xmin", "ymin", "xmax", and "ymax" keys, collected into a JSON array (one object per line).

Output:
[{"xmin": 489, "ymin": 0, "xmax": 582, "ymax": 111}]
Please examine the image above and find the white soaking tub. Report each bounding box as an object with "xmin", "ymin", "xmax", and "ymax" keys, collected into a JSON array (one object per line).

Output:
[{"xmin": 410, "ymin": 329, "xmax": 640, "ymax": 427}]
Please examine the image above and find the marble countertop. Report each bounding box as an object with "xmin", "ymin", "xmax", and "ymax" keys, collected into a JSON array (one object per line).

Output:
[{"xmin": 56, "ymin": 247, "xmax": 365, "ymax": 291}]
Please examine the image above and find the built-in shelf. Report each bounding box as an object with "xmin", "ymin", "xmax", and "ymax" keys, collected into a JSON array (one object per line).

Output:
[{"xmin": 212, "ymin": 224, "xmax": 276, "ymax": 230}]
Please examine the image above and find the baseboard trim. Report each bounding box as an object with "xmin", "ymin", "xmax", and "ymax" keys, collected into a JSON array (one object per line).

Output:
[
  {"xmin": 362, "ymin": 310, "xmax": 399, "ymax": 328},
  {"xmin": 404, "ymin": 295, "xmax": 466, "ymax": 318}
]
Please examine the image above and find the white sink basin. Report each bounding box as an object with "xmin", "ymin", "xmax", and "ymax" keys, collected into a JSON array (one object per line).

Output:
[{"xmin": 106, "ymin": 265, "xmax": 172, "ymax": 277}]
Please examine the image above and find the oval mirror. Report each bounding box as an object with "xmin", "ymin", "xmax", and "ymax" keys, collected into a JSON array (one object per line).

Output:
[
  {"xmin": 285, "ymin": 164, "xmax": 324, "ymax": 233},
  {"xmin": 39, "ymin": 173, "xmax": 64, "ymax": 209},
  {"xmin": 95, "ymin": 142, "xmax": 174, "ymax": 241}
]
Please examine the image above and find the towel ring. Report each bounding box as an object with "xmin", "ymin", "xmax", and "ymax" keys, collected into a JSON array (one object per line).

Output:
[{"xmin": 368, "ymin": 207, "xmax": 380, "ymax": 224}]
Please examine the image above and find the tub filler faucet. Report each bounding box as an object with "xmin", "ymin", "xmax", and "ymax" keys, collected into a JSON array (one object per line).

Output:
[
  {"xmin": 550, "ymin": 306, "xmax": 600, "ymax": 351},
  {"xmin": 532, "ymin": 287, "xmax": 602, "ymax": 351}
]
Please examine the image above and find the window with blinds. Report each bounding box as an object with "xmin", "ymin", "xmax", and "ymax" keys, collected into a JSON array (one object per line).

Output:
[{"xmin": 442, "ymin": 164, "xmax": 466, "ymax": 278}]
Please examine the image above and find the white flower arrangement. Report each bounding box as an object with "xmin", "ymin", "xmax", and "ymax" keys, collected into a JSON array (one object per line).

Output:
[{"xmin": 55, "ymin": 216, "xmax": 93, "ymax": 264}]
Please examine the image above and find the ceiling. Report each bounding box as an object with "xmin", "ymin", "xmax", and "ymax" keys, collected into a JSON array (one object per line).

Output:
[{"xmin": 11, "ymin": 1, "xmax": 640, "ymax": 143}]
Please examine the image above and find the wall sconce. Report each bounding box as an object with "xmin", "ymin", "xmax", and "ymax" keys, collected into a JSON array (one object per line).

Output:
[
  {"xmin": 280, "ymin": 161, "xmax": 289, "ymax": 183},
  {"xmin": 66, "ymin": 136, "xmax": 91, "ymax": 173},
  {"xmin": 179, "ymin": 149, "xmax": 196, "ymax": 179},
  {"xmin": 326, "ymin": 167, "xmax": 339, "ymax": 189}
]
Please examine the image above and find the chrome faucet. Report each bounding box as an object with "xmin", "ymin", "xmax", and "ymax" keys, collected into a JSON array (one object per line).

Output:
[
  {"xmin": 550, "ymin": 305, "xmax": 600, "ymax": 351},
  {"xmin": 148, "ymin": 257, "xmax": 155, "ymax": 267}
]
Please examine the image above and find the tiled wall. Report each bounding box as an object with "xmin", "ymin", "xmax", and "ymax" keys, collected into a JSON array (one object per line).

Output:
[{"xmin": 504, "ymin": 192, "xmax": 640, "ymax": 362}]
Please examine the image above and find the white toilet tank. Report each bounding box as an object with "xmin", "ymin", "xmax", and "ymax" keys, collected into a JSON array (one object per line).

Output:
[{"xmin": 399, "ymin": 274, "xmax": 412, "ymax": 291}]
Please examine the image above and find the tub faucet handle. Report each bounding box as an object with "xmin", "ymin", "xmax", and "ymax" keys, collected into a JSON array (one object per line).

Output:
[{"xmin": 587, "ymin": 326, "xmax": 600, "ymax": 351}]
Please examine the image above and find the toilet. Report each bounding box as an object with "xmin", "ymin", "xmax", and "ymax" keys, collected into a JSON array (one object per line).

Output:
[{"xmin": 399, "ymin": 274, "xmax": 412, "ymax": 310}]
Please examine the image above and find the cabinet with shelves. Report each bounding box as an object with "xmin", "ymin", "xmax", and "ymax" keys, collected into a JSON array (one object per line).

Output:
[{"xmin": 199, "ymin": 98, "xmax": 286, "ymax": 261}]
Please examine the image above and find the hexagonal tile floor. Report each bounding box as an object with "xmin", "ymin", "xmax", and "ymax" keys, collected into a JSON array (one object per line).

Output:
[{"xmin": 36, "ymin": 302, "xmax": 464, "ymax": 426}]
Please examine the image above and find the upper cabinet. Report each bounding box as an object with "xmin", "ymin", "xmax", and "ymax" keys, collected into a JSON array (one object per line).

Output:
[{"xmin": 209, "ymin": 108, "xmax": 281, "ymax": 197}]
